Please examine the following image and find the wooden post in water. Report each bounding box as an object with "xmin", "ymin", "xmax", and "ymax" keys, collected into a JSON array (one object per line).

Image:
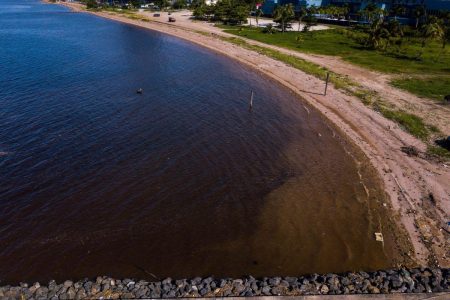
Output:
[
  {"xmin": 249, "ymin": 90, "xmax": 254, "ymax": 111},
  {"xmin": 324, "ymin": 72, "xmax": 330, "ymax": 96}
]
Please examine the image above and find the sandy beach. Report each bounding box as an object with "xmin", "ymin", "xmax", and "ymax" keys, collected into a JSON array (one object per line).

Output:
[{"xmin": 47, "ymin": 1, "xmax": 449, "ymax": 269}]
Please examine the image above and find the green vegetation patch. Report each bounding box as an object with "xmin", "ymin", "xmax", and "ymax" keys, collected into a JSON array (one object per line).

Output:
[
  {"xmin": 428, "ymin": 145, "xmax": 450, "ymax": 160},
  {"xmin": 391, "ymin": 76, "xmax": 450, "ymax": 102},
  {"xmin": 221, "ymin": 26, "xmax": 450, "ymax": 75},
  {"xmin": 376, "ymin": 106, "xmax": 430, "ymax": 139}
]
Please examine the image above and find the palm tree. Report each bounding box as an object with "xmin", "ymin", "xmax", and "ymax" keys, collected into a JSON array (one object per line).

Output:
[
  {"xmin": 360, "ymin": 3, "xmax": 385, "ymax": 25},
  {"xmin": 297, "ymin": 7, "xmax": 307, "ymax": 32},
  {"xmin": 390, "ymin": 5, "xmax": 405, "ymax": 21},
  {"xmin": 387, "ymin": 18, "xmax": 404, "ymax": 52},
  {"xmin": 342, "ymin": 3, "xmax": 350, "ymax": 20},
  {"xmin": 443, "ymin": 27, "xmax": 450, "ymax": 50},
  {"xmin": 300, "ymin": 6, "xmax": 318, "ymax": 32},
  {"xmin": 417, "ymin": 17, "xmax": 444, "ymax": 58},
  {"xmin": 437, "ymin": 13, "xmax": 450, "ymax": 61},
  {"xmin": 255, "ymin": 8, "xmax": 263, "ymax": 27},
  {"xmin": 421, "ymin": 18, "xmax": 444, "ymax": 46},
  {"xmin": 443, "ymin": 12, "xmax": 450, "ymax": 48},
  {"xmin": 307, "ymin": 5, "xmax": 318, "ymax": 15},
  {"xmin": 435, "ymin": 25, "xmax": 450, "ymax": 61},
  {"xmin": 387, "ymin": 19, "xmax": 403, "ymax": 37},
  {"xmin": 249, "ymin": 1, "xmax": 255, "ymax": 27},
  {"xmin": 413, "ymin": 6, "xmax": 426, "ymax": 29},
  {"xmin": 362, "ymin": 3, "xmax": 378, "ymax": 24},
  {"xmin": 273, "ymin": 4, "xmax": 294, "ymax": 33},
  {"xmin": 366, "ymin": 17, "xmax": 391, "ymax": 50}
]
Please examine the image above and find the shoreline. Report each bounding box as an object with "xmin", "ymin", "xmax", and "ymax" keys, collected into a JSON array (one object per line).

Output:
[
  {"xmin": 1, "ymin": 268, "xmax": 449, "ymax": 298},
  {"xmin": 45, "ymin": 1, "xmax": 449, "ymax": 269}
]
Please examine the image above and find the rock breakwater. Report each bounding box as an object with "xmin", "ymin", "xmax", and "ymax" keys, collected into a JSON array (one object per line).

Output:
[{"xmin": 0, "ymin": 268, "xmax": 449, "ymax": 299}]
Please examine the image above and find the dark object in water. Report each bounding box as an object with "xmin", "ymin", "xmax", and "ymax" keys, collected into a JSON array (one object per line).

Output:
[
  {"xmin": 435, "ymin": 136, "xmax": 450, "ymax": 151},
  {"xmin": 400, "ymin": 145, "xmax": 419, "ymax": 157},
  {"xmin": 137, "ymin": 88, "xmax": 143, "ymax": 94},
  {"xmin": 444, "ymin": 95, "xmax": 450, "ymax": 104}
]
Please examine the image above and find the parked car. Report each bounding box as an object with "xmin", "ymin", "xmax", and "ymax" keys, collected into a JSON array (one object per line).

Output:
[
  {"xmin": 168, "ymin": 17, "xmax": 176, "ymax": 22},
  {"xmin": 153, "ymin": 13, "xmax": 160, "ymax": 17}
]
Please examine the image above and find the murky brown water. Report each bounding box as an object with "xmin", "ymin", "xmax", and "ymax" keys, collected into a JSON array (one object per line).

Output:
[{"xmin": 0, "ymin": 0, "xmax": 403, "ymax": 284}]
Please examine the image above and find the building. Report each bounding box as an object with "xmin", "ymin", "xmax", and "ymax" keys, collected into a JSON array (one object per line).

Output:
[{"xmin": 262, "ymin": 0, "xmax": 450, "ymax": 18}]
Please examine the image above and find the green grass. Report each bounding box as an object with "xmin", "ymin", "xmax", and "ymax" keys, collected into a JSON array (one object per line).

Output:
[
  {"xmin": 428, "ymin": 145, "xmax": 450, "ymax": 160},
  {"xmin": 391, "ymin": 76, "xmax": 450, "ymax": 102},
  {"xmin": 220, "ymin": 26, "xmax": 450, "ymax": 75},
  {"xmin": 351, "ymin": 89, "xmax": 379, "ymax": 106},
  {"xmin": 376, "ymin": 106, "xmax": 430, "ymax": 139},
  {"xmin": 221, "ymin": 36, "xmax": 356, "ymax": 90}
]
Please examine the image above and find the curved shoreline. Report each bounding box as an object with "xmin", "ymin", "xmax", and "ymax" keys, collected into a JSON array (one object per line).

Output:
[
  {"xmin": 45, "ymin": 1, "xmax": 449, "ymax": 269},
  {"xmin": 1, "ymin": 268, "xmax": 449, "ymax": 298}
]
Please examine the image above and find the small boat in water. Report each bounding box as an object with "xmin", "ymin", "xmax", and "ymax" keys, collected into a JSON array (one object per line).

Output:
[{"xmin": 137, "ymin": 88, "xmax": 143, "ymax": 94}]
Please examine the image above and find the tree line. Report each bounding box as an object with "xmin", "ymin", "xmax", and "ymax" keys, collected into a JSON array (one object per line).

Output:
[
  {"xmin": 353, "ymin": 5, "xmax": 449, "ymax": 59},
  {"xmin": 192, "ymin": 0, "xmax": 253, "ymax": 24}
]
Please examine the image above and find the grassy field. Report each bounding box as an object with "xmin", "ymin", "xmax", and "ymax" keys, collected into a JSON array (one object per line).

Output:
[
  {"xmin": 391, "ymin": 76, "xmax": 450, "ymax": 102},
  {"xmin": 221, "ymin": 26, "xmax": 450, "ymax": 75},
  {"xmin": 220, "ymin": 36, "xmax": 357, "ymax": 91}
]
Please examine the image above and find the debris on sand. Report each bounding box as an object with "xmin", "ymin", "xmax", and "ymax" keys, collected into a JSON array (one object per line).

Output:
[
  {"xmin": 375, "ymin": 232, "xmax": 384, "ymax": 242},
  {"xmin": 401, "ymin": 146, "xmax": 419, "ymax": 157}
]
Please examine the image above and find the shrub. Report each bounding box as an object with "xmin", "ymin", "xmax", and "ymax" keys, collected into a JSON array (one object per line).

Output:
[
  {"xmin": 262, "ymin": 24, "xmax": 276, "ymax": 34},
  {"xmin": 86, "ymin": 0, "xmax": 98, "ymax": 9}
]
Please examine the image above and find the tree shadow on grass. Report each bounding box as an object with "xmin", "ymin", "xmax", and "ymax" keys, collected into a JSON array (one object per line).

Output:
[{"xmin": 349, "ymin": 45, "xmax": 423, "ymax": 62}]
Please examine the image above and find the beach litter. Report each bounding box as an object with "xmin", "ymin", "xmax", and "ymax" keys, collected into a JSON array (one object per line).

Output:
[
  {"xmin": 401, "ymin": 146, "xmax": 419, "ymax": 157},
  {"xmin": 374, "ymin": 232, "xmax": 384, "ymax": 242}
]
